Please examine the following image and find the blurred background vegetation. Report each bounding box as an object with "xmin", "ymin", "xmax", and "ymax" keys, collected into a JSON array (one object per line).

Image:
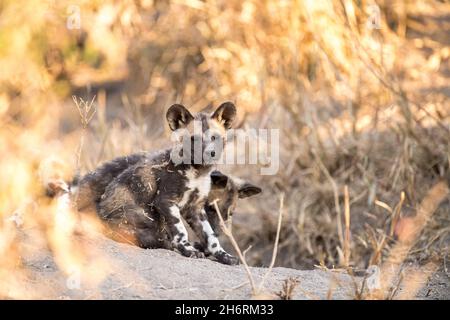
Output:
[{"xmin": 0, "ymin": 0, "xmax": 449, "ymax": 279}]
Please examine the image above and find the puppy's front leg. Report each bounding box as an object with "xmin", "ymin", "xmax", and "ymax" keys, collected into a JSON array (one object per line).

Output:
[
  {"xmin": 158, "ymin": 203, "xmax": 204, "ymax": 258},
  {"xmin": 185, "ymin": 209, "xmax": 239, "ymax": 265}
]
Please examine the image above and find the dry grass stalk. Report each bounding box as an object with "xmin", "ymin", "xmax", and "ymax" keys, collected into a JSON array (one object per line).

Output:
[
  {"xmin": 343, "ymin": 185, "xmax": 351, "ymax": 267},
  {"xmin": 276, "ymin": 277, "xmax": 299, "ymax": 300},
  {"xmin": 312, "ymin": 150, "xmax": 344, "ymax": 254},
  {"xmin": 72, "ymin": 95, "xmax": 97, "ymax": 171},
  {"xmin": 347, "ymin": 269, "xmax": 366, "ymax": 300},
  {"xmin": 72, "ymin": 95, "xmax": 97, "ymax": 129},
  {"xmin": 71, "ymin": 95, "xmax": 97, "ymax": 206},
  {"xmin": 213, "ymin": 193, "xmax": 284, "ymax": 298},
  {"xmin": 258, "ymin": 193, "xmax": 284, "ymax": 292},
  {"xmin": 213, "ymin": 200, "xmax": 257, "ymax": 295},
  {"xmin": 374, "ymin": 199, "xmax": 394, "ymax": 215},
  {"xmin": 369, "ymin": 192, "xmax": 406, "ymax": 265},
  {"xmin": 390, "ymin": 191, "xmax": 406, "ymax": 237},
  {"xmin": 370, "ymin": 181, "xmax": 449, "ymax": 299},
  {"xmin": 366, "ymin": 226, "xmax": 388, "ymax": 266}
]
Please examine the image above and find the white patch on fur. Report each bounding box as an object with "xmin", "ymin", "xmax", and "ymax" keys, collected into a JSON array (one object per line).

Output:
[
  {"xmin": 186, "ymin": 168, "xmax": 212, "ymax": 199},
  {"xmin": 178, "ymin": 168, "xmax": 212, "ymax": 208},
  {"xmin": 200, "ymin": 210, "xmax": 223, "ymax": 253},
  {"xmin": 169, "ymin": 205, "xmax": 189, "ymax": 245},
  {"xmin": 208, "ymin": 118, "xmax": 226, "ymax": 136},
  {"xmin": 228, "ymin": 175, "xmax": 245, "ymax": 188}
]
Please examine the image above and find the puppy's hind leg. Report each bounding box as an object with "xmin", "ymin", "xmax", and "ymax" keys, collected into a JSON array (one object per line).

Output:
[
  {"xmin": 135, "ymin": 227, "xmax": 172, "ymax": 250},
  {"xmin": 133, "ymin": 210, "xmax": 172, "ymax": 250}
]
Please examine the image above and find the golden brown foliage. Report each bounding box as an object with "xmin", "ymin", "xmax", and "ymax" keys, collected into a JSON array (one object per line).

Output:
[{"xmin": 0, "ymin": 0, "xmax": 449, "ymax": 299}]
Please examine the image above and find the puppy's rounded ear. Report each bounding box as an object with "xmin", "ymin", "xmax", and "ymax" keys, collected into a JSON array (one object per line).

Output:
[
  {"xmin": 238, "ymin": 183, "xmax": 262, "ymax": 198},
  {"xmin": 210, "ymin": 170, "xmax": 229, "ymax": 189},
  {"xmin": 211, "ymin": 102, "xmax": 236, "ymax": 129},
  {"xmin": 166, "ymin": 104, "xmax": 194, "ymax": 131}
]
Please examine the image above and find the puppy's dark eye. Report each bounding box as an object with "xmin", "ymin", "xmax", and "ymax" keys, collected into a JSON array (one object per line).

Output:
[{"xmin": 211, "ymin": 136, "xmax": 216, "ymax": 141}]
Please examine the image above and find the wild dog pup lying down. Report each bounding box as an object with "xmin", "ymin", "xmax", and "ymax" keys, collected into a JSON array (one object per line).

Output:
[
  {"xmin": 52, "ymin": 102, "xmax": 247, "ymax": 264},
  {"xmin": 100, "ymin": 170, "xmax": 261, "ymax": 264},
  {"xmin": 48, "ymin": 170, "xmax": 261, "ymax": 265}
]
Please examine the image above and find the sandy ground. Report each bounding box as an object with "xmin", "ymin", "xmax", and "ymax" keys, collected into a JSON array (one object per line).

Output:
[
  {"xmin": 416, "ymin": 271, "xmax": 450, "ymax": 300},
  {"xmin": 15, "ymin": 229, "xmax": 360, "ymax": 300},
  {"xmin": 10, "ymin": 228, "xmax": 447, "ymax": 300}
]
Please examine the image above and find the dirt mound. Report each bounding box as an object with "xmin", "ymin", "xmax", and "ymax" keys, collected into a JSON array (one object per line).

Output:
[
  {"xmin": 6, "ymin": 227, "xmax": 446, "ymax": 300},
  {"xmin": 16, "ymin": 230, "xmax": 358, "ymax": 300}
]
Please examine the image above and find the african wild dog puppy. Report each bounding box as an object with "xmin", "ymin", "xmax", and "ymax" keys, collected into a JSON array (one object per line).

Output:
[
  {"xmin": 48, "ymin": 169, "xmax": 261, "ymax": 265},
  {"xmin": 99, "ymin": 170, "xmax": 261, "ymax": 262},
  {"xmin": 204, "ymin": 171, "xmax": 262, "ymax": 235},
  {"xmin": 95, "ymin": 102, "xmax": 237, "ymax": 263},
  {"xmin": 68, "ymin": 102, "xmax": 239, "ymax": 264},
  {"xmin": 194, "ymin": 170, "xmax": 262, "ymax": 255}
]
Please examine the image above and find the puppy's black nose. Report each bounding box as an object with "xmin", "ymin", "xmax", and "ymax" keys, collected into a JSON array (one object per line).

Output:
[{"xmin": 211, "ymin": 151, "xmax": 216, "ymax": 157}]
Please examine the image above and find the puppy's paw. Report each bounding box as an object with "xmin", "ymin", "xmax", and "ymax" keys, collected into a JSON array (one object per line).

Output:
[
  {"xmin": 193, "ymin": 242, "xmax": 213, "ymax": 257},
  {"xmin": 177, "ymin": 243, "xmax": 205, "ymax": 259},
  {"xmin": 214, "ymin": 250, "xmax": 239, "ymax": 265},
  {"xmin": 189, "ymin": 250, "xmax": 206, "ymax": 259}
]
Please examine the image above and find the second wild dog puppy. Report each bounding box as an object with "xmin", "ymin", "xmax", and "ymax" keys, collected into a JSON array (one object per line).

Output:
[
  {"xmin": 195, "ymin": 170, "xmax": 262, "ymax": 254},
  {"xmin": 89, "ymin": 102, "xmax": 238, "ymax": 263},
  {"xmin": 205, "ymin": 171, "xmax": 262, "ymax": 234}
]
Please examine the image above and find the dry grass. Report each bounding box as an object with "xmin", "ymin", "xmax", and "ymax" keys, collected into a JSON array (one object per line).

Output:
[
  {"xmin": 0, "ymin": 0, "xmax": 449, "ymax": 299},
  {"xmin": 212, "ymin": 193, "xmax": 284, "ymax": 298},
  {"xmin": 367, "ymin": 181, "xmax": 449, "ymax": 299},
  {"xmin": 276, "ymin": 277, "xmax": 300, "ymax": 300}
]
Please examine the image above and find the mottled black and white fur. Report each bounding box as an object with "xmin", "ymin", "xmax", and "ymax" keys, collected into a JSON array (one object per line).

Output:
[
  {"xmin": 48, "ymin": 168, "xmax": 261, "ymax": 264},
  {"xmin": 60, "ymin": 102, "xmax": 248, "ymax": 264}
]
